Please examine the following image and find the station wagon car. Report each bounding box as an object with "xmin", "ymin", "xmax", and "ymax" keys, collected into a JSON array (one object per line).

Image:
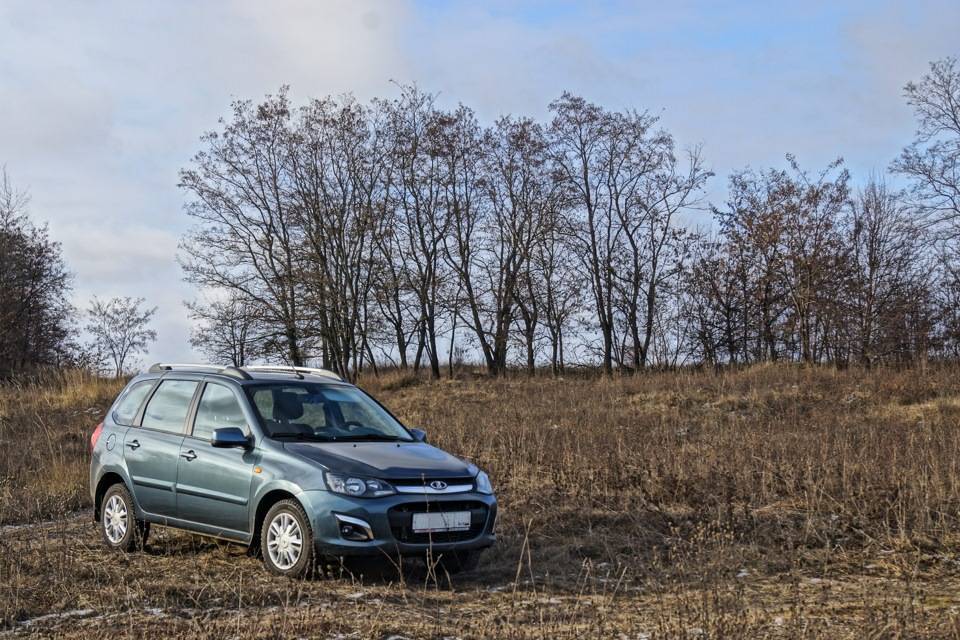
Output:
[{"xmin": 89, "ymin": 364, "xmax": 497, "ymax": 577}]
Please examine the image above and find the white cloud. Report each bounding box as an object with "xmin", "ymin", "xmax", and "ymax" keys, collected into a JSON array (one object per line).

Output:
[
  {"xmin": 0, "ymin": 0, "xmax": 956, "ymax": 363},
  {"xmin": 0, "ymin": 0, "xmax": 414, "ymax": 363}
]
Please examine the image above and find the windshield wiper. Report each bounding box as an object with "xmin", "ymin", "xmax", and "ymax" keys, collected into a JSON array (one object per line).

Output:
[
  {"xmin": 270, "ymin": 432, "xmax": 333, "ymax": 442},
  {"xmin": 330, "ymin": 434, "xmax": 410, "ymax": 442}
]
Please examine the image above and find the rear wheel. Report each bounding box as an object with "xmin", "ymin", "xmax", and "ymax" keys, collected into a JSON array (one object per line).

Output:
[
  {"xmin": 100, "ymin": 484, "xmax": 149, "ymax": 551},
  {"xmin": 261, "ymin": 500, "xmax": 314, "ymax": 578}
]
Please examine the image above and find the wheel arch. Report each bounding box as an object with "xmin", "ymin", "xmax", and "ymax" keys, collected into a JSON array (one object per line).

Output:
[
  {"xmin": 93, "ymin": 471, "xmax": 130, "ymax": 522},
  {"xmin": 249, "ymin": 486, "xmax": 308, "ymax": 551}
]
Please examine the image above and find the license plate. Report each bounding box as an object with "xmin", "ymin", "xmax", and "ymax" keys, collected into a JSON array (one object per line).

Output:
[{"xmin": 411, "ymin": 511, "xmax": 471, "ymax": 533}]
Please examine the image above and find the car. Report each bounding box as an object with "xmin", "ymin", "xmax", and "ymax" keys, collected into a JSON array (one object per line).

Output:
[{"xmin": 89, "ymin": 363, "xmax": 497, "ymax": 577}]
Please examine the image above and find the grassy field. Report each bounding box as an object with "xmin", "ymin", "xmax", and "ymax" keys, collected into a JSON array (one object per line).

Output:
[{"xmin": 2, "ymin": 365, "xmax": 960, "ymax": 638}]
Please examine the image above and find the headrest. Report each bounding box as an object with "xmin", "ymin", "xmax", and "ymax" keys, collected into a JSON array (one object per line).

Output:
[{"xmin": 272, "ymin": 391, "xmax": 304, "ymax": 421}]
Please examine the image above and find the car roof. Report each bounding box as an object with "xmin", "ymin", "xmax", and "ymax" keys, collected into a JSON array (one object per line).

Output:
[{"xmin": 135, "ymin": 363, "xmax": 352, "ymax": 387}]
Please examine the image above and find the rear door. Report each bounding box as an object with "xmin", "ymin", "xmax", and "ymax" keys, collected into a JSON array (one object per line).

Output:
[
  {"xmin": 175, "ymin": 381, "xmax": 257, "ymax": 535},
  {"xmin": 123, "ymin": 379, "xmax": 199, "ymax": 518}
]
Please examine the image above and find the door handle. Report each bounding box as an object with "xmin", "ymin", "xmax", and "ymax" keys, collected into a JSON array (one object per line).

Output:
[
  {"xmin": 126, "ymin": 439, "xmax": 140, "ymax": 450},
  {"xmin": 180, "ymin": 450, "xmax": 197, "ymax": 461}
]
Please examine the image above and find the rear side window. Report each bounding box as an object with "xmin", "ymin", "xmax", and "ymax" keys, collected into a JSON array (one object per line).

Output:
[
  {"xmin": 141, "ymin": 380, "xmax": 198, "ymax": 434},
  {"xmin": 193, "ymin": 383, "xmax": 247, "ymax": 440},
  {"xmin": 112, "ymin": 381, "xmax": 155, "ymax": 426}
]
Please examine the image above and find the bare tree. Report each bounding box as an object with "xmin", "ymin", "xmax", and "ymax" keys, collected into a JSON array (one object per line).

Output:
[
  {"xmin": 843, "ymin": 180, "xmax": 928, "ymax": 366},
  {"xmin": 892, "ymin": 57, "xmax": 960, "ymax": 237},
  {"xmin": 86, "ymin": 296, "xmax": 157, "ymax": 377},
  {"xmin": 938, "ymin": 243, "xmax": 960, "ymax": 357},
  {"xmin": 592, "ymin": 108, "xmax": 662, "ymax": 371},
  {"xmin": 433, "ymin": 106, "xmax": 490, "ymax": 371},
  {"xmin": 711, "ymin": 165, "xmax": 798, "ymax": 362},
  {"xmin": 776, "ymin": 156, "xmax": 850, "ymax": 363},
  {"xmin": 617, "ymin": 141, "xmax": 710, "ymax": 370},
  {"xmin": 179, "ymin": 89, "xmax": 311, "ymax": 366},
  {"xmin": 369, "ymin": 169, "xmax": 418, "ymax": 370},
  {"xmin": 549, "ymin": 94, "xmax": 620, "ymax": 374},
  {"xmin": 700, "ymin": 158, "xmax": 850, "ymax": 364},
  {"xmin": 381, "ymin": 86, "xmax": 449, "ymax": 379},
  {"xmin": 532, "ymin": 206, "xmax": 582, "ymax": 375},
  {"xmin": 187, "ymin": 294, "xmax": 265, "ymax": 366},
  {"xmin": 0, "ymin": 168, "xmax": 74, "ymax": 376},
  {"xmin": 440, "ymin": 113, "xmax": 556, "ymax": 375},
  {"xmin": 289, "ymin": 96, "xmax": 385, "ymax": 380}
]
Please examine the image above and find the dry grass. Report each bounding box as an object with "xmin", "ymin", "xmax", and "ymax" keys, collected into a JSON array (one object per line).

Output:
[
  {"xmin": 0, "ymin": 370, "xmax": 124, "ymax": 525},
  {"xmin": 2, "ymin": 365, "xmax": 960, "ymax": 638}
]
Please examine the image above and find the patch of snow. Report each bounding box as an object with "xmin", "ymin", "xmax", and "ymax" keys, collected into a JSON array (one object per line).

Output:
[
  {"xmin": 19, "ymin": 608, "xmax": 96, "ymax": 627},
  {"xmin": 0, "ymin": 511, "xmax": 85, "ymax": 535}
]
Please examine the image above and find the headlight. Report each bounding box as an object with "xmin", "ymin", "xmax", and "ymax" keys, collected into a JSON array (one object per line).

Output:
[
  {"xmin": 475, "ymin": 470, "xmax": 494, "ymax": 494},
  {"xmin": 325, "ymin": 473, "xmax": 396, "ymax": 498}
]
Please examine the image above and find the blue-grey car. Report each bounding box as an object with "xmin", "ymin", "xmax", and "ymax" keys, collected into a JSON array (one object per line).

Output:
[{"xmin": 89, "ymin": 364, "xmax": 497, "ymax": 577}]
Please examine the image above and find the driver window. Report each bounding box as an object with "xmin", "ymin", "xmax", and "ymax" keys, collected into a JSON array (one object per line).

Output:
[{"xmin": 193, "ymin": 383, "xmax": 247, "ymax": 440}]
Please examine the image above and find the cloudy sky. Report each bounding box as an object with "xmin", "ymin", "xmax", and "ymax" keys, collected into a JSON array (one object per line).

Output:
[{"xmin": 1, "ymin": 0, "xmax": 957, "ymax": 364}]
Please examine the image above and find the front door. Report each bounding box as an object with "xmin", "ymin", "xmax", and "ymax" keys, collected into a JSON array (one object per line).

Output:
[
  {"xmin": 123, "ymin": 379, "xmax": 199, "ymax": 518},
  {"xmin": 176, "ymin": 382, "xmax": 256, "ymax": 535}
]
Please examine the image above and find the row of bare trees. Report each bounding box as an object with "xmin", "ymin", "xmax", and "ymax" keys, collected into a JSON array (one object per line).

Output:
[
  {"xmin": 688, "ymin": 164, "xmax": 942, "ymax": 365},
  {"xmin": 181, "ymin": 57, "xmax": 960, "ymax": 377}
]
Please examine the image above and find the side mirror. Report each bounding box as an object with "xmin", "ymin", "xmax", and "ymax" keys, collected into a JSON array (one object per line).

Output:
[
  {"xmin": 211, "ymin": 427, "xmax": 251, "ymax": 449},
  {"xmin": 409, "ymin": 428, "xmax": 427, "ymax": 443}
]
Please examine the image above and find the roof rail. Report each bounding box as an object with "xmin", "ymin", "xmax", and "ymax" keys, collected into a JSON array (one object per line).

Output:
[
  {"xmin": 146, "ymin": 363, "xmax": 343, "ymax": 382},
  {"xmin": 220, "ymin": 366, "xmax": 252, "ymax": 380},
  {"xmin": 148, "ymin": 363, "xmax": 223, "ymax": 374},
  {"xmin": 148, "ymin": 363, "xmax": 252, "ymax": 380},
  {"xmin": 243, "ymin": 365, "xmax": 343, "ymax": 381}
]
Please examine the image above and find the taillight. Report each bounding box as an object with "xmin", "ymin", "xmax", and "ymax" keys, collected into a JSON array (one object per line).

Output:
[{"xmin": 90, "ymin": 422, "xmax": 104, "ymax": 453}]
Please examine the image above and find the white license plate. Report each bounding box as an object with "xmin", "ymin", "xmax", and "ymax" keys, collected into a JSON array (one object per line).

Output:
[{"xmin": 411, "ymin": 511, "xmax": 472, "ymax": 533}]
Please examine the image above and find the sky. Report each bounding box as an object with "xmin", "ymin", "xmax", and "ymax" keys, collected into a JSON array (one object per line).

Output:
[{"xmin": 1, "ymin": 0, "xmax": 958, "ymax": 365}]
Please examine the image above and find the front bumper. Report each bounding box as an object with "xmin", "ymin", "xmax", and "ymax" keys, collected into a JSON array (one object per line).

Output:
[{"xmin": 299, "ymin": 490, "xmax": 497, "ymax": 557}]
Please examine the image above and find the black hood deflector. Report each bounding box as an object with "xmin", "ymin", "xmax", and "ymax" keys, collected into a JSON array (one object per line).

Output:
[{"xmin": 285, "ymin": 441, "xmax": 474, "ymax": 479}]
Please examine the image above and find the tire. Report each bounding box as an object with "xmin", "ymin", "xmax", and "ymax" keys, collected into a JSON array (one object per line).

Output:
[
  {"xmin": 260, "ymin": 499, "xmax": 314, "ymax": 578},
  {"xmin": 100, "ymin": 483, "xmax": 149, "ymax": 552},
  {"xmin": 438, "ymin": 549, "xmax": 483, "ymax": 574}
]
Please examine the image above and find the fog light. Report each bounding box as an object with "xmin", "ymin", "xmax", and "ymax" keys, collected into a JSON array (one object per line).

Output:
[
  {"xmin": 341, "ymin": 524, "xmax": 362, "ymax": 539},
  {"xmin": 334, "ymin": 513, "xmax": 374, "ymax": 541}
]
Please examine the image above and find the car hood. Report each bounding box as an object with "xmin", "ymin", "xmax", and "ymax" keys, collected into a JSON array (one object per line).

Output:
[{"xmin": 284, "ymin": 441, "xmax": 476, "ymax": 479}]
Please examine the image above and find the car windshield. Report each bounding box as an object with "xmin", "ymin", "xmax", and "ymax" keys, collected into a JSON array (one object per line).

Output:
[{"xmin": 247, "ymin": 383, "xmax": 413, "ymax": 442}]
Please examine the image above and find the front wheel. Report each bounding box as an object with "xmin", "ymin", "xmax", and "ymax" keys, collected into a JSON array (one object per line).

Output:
[
  {"xmin": 261, "ymin": 500, "xmax": 314, "ymax": 578},
  {"xmin": 100, "ymin": 484, "xmax": 149, "ymax": 551}
]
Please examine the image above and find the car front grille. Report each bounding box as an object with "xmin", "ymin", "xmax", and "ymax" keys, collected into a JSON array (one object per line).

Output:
[
  {"xmin": 391, "ymin": 477, "xmax": 475, "ymax": 486},
  {"xmin": 387, "ymin": 500, "xmax": 488, "ymax": 544},
  {"xmin": 391, "ymin": 476, "xmax": 476, "ymax": 495}
]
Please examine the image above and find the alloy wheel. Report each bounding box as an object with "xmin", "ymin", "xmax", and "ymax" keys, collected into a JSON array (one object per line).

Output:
[
  {"xmin": 266, "ymin": 512, "xmax": 303, "ymax": 570},
  {"xmin": 103, "ymin": 494, "xmax": 128, "ymax": 544}
]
